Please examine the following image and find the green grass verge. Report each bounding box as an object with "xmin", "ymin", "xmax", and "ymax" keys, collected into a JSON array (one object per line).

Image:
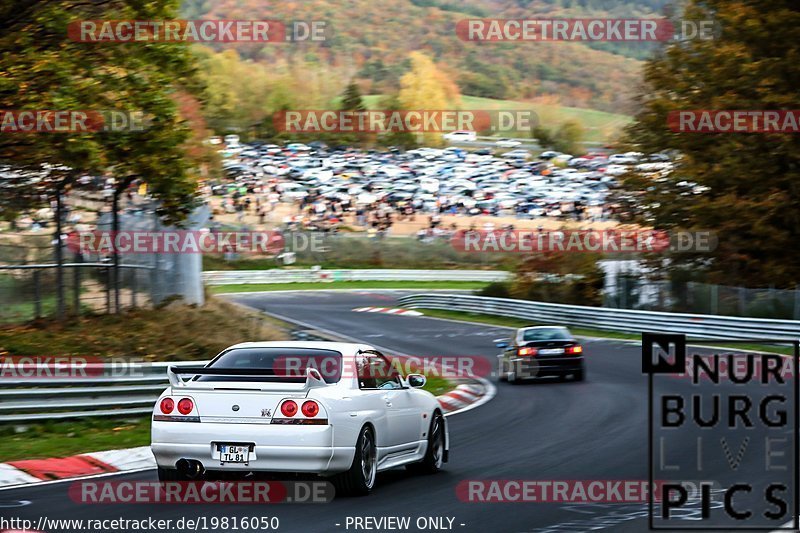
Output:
[
  {"xmin": 0, "ymin": 417, "xmax": 151, "ymax": 462},
  {"xmin": 420, "ymin": 375, "xmax": 455, "ymax": 397},
  {"xmin": 417, "ymin": 308, "xmax": 794, "ymax": 355},
  {"xmin": 210, "ymin": 281, "xmax": 489, "ymax": 294},
  {"xmin": 360, "ymin": 94, "xmax": 631, "ymax": 143}
]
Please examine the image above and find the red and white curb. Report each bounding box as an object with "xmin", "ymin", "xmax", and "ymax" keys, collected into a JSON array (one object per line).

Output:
[
  {"xmin": 437, "ymin": 383, "xmax": 486, "ymax": 413},
  {"xmin": 352, "ymin": 307, "xmax": 424, "ymax": 317},
  {"xmin": 0, "ymin": 446, "xmax": 156, "ymax": 490},
  {"xmin": 0, "ymin": 385, "xmax": 489, "ymax": 491}
]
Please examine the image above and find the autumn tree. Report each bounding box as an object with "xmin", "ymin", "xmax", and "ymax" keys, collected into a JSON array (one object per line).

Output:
[
  {"xmin": 0, "ymin": 0, "xmax": 199, "ymax": 221},
  {"xmin": 398, "ymin": 52, "xmax": 460, "ymax": 146},
  {"xmin": 622, "ymin": 0, "xmax": 800, "ymax": 288},
  {"xmin": 0, "ymin": 0, "xmax": 201, "ymax": 316}
]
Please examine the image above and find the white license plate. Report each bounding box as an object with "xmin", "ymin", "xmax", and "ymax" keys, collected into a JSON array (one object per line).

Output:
[
  {"xmin": 217, "ymin": 444, "xmax": 250, "ymax": 463},
  {"xmin": 539, "ymin": 348, "xmax": 565, "ymax": 355}
]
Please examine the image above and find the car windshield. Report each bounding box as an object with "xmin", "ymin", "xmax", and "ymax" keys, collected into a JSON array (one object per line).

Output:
[
  {"xmin": 199, "ymin": 347, "xmax": 343, "ymax": 384},
  {"xmin": 522, "ymin": 328, "xmax": 571, "ymax": 342}
]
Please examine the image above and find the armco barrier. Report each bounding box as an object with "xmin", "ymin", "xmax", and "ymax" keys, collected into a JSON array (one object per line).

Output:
[
  {"xmin": 0, "ymin": 330, "xmax": 334, "ymax": 423},
  {"xmin": 397, "ymin": 293, "xmax": 800, "ymax": 341},
  {"xmin": 0, "ymin": 361, "xmax": 204, "ymax": 423},
  {"xmin": 203, "ymin": 269, "xmax": 511, "ymax": 285}
]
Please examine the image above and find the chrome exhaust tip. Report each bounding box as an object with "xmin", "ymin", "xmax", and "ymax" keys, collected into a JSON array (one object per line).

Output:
[{"xmin": 176, "ymin": 458, "xmax": 205, "ymax": 479}]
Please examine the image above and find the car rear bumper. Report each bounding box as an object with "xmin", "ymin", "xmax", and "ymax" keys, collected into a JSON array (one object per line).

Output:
[
  {"xmin": 151, "ymin": 420, "xmax": 355, "ymax": 474},
  {"xmin": 511, "ymin": 356, "xmax": 583, "ymax": 379}
]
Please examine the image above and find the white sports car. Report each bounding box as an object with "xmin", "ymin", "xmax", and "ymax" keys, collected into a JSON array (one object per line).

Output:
[{"xmin": 151, "ymin": 341, "xmax": 449, "ymax": 495}]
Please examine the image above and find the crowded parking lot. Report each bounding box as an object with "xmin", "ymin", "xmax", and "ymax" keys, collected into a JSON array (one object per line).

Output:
[{"xmin": 205, "ymin": 139, "xmax": 676, "ymax": 236}]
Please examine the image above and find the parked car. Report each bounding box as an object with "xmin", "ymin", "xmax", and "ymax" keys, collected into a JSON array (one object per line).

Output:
[
  {"xmin": 443, "ymin": 130, "xmax": 477, "ymax": 143},
  {"xmin": 495, "ymin": 138, "xmax": 522, "ymax": 148}
]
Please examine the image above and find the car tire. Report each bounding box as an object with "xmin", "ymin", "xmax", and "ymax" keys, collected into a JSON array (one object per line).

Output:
[
  {"xmin": 574, "ymin": 367, "xmax": 585, "ymax": 381},
  {"xmin": 408, "ymin": 412, "xmax": 445, "ymax": 475},
  {"xmin": 334, "ymin": 425, "xmax": 377, "ymax": 497}
]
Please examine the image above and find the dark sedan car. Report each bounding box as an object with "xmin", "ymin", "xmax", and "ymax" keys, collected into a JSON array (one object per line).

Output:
[{"xmin": 496, "ymin": 326, "xmax": 585, "ymax": 383}]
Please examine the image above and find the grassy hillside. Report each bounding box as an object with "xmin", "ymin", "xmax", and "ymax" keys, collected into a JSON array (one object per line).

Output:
[
  {"xmin": 182, "ymin": 0, "xmax": 664, "ymax": 114},
  {"xmin": 361, "ymin": 94, "xmax": 631, "ymax": 142}
]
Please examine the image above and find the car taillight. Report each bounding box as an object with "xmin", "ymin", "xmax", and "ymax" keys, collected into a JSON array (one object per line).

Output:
[
  {"xmin": 302, "ymin": 400, "xmax": 319, "ymax": 417},
  {"xmin": 177, "ymin": 398, "xmax": 194, "ymax": 415},
  {"xmin": 566, "ymin": 345, "xmax": 583, "ymax": 355},
  {"xmin": 160, "ymin": 398, "xmax": 175, "ymax": 414},
  {"xmin": 281, "ymin": 400, "xmax": 298, "ymax": 417},
  {"xmin": 518, "ymin": 347, "xmax": 537, "ymax": 356}
]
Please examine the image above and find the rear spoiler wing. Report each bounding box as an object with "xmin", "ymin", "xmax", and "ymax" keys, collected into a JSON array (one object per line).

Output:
[{"xmin": 167, "ymin": 366, "xmax": 328, "ymax": 390}]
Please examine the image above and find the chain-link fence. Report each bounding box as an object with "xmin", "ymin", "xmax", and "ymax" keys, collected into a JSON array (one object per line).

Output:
[
  {"xmin": 0, "ymin": 200, "xmax": 206, "ymax": 324},
  {"xmin": 0, "ymin": 261, "xmax": 151, "ymax": 324},
  {"xmin": 604, "ymin": 267, "xmax": 800, "ymax": 320}
]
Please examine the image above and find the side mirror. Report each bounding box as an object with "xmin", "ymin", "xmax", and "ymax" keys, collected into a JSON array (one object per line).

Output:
[
  {"xmin": 494, "ymin": 338, "xmax": 510, "ymax": 349},
  {"xmin": 407, "ymin": 374, "xmax": 427, "ymax": 388}
]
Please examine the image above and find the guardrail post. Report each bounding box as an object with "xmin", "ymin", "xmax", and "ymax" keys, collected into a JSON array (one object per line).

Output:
[
  {"xmin": 150, "ymin": 255, "xmax": 159, "ymax": 306},
  {"xmin": 73, "ymin": 258, "xmax": 81, "ymax": 314},
  {"xmin": 55, "ymin": 186, "xmax": 65, "ymax": 321},
  {"xmin": 131, "ymin": 267, "xmax": 137, "ymax": 309},
  {"xmin": 33, "ymin": 269, "xmax": 42, "ymax": 319},
  {"xmin": 112, "ymin": 192, "xmax": 121, "ymax": 314},
  {"xmin": 105, "ymin": 265, "xmax": 111, "ymax": 314}
]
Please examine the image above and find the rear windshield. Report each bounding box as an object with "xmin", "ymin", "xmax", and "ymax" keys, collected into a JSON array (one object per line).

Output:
[
  {"xmin": 522, "ymin": 328, "xmax": 571, "ymax": 342},
  {"xmin": 199, "ymin": 347, "xmax": 343, "ymax": 384}
]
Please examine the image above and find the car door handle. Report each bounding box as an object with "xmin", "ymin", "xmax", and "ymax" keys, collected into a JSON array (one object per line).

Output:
[{"xmin": 383, "ymin": 395, "xmax": 392, "ymax": 407}]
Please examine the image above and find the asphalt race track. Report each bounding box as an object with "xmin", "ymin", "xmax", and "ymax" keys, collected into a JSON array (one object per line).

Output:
[{"xmin": 2, "ymin": 290, "xmax": 795, "ymax": 533}]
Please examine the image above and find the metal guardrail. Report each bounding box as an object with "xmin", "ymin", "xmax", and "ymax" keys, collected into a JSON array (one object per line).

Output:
[
  {"xmin": 0, "ymin": 330, "xmax": 336, "ymax": 423},
  {"xmin": 0, "ymin": 362, "xmax": 202, "ymax": 423},
  {"xmin": 397, "ymin": 294, "xmax": 800, "ymax": 341},
  {"xmin": 203, "ymin": 269, "xmax": 511, "ymax": 285}
]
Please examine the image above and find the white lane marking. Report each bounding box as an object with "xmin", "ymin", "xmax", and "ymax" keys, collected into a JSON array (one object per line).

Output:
[
  {"xmin": 772, "ymin": 517, "xmax": 798, "ymax": 532},
  {"xmin": 0, "ymin": 499, "xmax": 31, "ymax": 507},
  {"xmin": 352, "ymin": 307, "xmax": 424, "ymax": 317}
]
